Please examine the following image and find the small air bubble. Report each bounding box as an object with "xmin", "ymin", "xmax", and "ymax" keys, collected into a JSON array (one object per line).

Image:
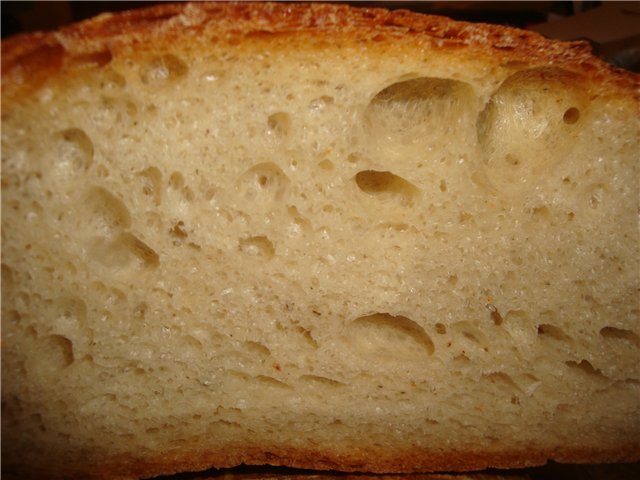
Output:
[
  {"xmin": 239, "ymin": 236, "xmax": 275, "ymax": 259},
  {"xmin": 563, "ymin": 107, "xmax": 580, "ymax": 124},
  {"xmin": 267, "ymin": 112, "xmax": 291, "ymax": 138},
  {"xmin": 487, "ymin": 304, "xmax": 503, "ymax": 325},
  {"xmin": 318, "ymin": 159, "xmax": 334, "ymax": 171},
  {"xmin": 354, "ymin": 170, "xmax": 418, "ymax": 204},
  {"xmin": 169, "ymin": 172, "xmax": 184, "ymax": 190},
  {"xmin": 170, "ymin": 221, "xmax": 188, "ymax": 239},
  {"xmin": 309, "ymin": 95, "xmax": 334, "ymax": 112},
  {"xmin": 141, "ymin": 54, "xmax": 188, "ymax": 84}
]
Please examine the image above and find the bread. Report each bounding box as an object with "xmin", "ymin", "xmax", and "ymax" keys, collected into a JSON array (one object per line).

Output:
[
  {"xmin": 2, "ymin": 2, "xmax": 639, "ymax": 479},
  {"xmin": 155, "ymin": 469, "xmax": 530, "ymax": 480}
]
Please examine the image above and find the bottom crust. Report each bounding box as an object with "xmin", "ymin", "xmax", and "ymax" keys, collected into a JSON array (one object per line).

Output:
[{"xmin": 17, "ymin": 444, "xmax": 634, "ymax": 480}]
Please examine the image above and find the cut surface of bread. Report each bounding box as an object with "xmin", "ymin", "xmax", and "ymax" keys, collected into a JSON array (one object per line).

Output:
[{"xmin": 1, "ymin": 2, "xmax": 639, "ymax": 479}]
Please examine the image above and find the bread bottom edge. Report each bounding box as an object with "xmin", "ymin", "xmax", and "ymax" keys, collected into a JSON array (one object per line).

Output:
[{"xmin": 5, "ymin": 444, "xmax": 638, "ymax": 480}]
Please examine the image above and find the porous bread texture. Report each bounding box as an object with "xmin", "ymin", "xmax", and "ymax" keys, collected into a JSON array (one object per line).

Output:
[{"xmin": 2, "ymin": 2, "xmax": 640, "ymax": 479}]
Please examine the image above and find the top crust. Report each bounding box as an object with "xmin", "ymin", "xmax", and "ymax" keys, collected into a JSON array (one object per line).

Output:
[{"xmin": 2, "ymin": 1, "xmax": 639, "ymax": 102}]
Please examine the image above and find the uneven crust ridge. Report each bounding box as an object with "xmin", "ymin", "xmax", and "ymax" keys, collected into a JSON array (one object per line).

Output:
[{"xmin": 2, "ymin": 2, "xmax": 638, "ymax": 99}]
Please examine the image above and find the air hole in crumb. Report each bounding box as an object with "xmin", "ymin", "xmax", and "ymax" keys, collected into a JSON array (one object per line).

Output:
[
  {"xmin": 183, "ymin": 335, "xmax": 203, "ymax": 351},
  {"xmin": 565, "ymin": 359, "xmax": 606, "ymax": 378},
  {"xmin": 532, "ymin": 206, "xmax": 549, "ymax": 218},
  {"xmin": 505, "ymin": 154, "xmax": 521, "ymax": 167},
  {"xmin": 54, "ymin": 296, "xmax": 87, "ymax": 334},
  {"xmin": 349, "ymin": 313, "xmax": 435, "ymax": 358},
  {"xmin": 286, "ymin": 206, "xmax": 311, "ymax": 237},
  {"xmin": 365, "ymin": 77, "xmax": 475, "ymax": 147},
  {"xmin": 170, "ymin": 221, "xmax": 188, "ymax": 239},
  {"xmin": 318, "ymin": 159, "xmax": 334, "ymax": 171},
  {"xmin": 267, "ymin": 112, "xmax": 291, "ymax": 138},
  {"xmin": 255, "ymin": 375, "xmax": 290, "ymax": 389},
  {"xmin": 119, "ymin": 233, "xmax": 159, "ymax": 268},
  {"xmin": 354, "ymin": 170, "xmax": 418, "ymax": 205},
  {"xmin": 478, "ymin": 68, "xmax": 588, "ymax": 190},
  {"xmin": 133, "ymin": 302, "xmax": 148, "ymax": 321},
  {"xmin": 458, "ymin": 212, "xmax": 472, "ymax": 223},
  {"xmin": 182, "ymin": 186, "xmax": 194, "ymax": 203},
  {"xmin": 138, "ymin": 167, "xmax": 163, "ymax": 205},
  {"xmin": 453, "ymin": 353, "xmax": 470, "ymax": 365},
  {"xmin": 84, "ymin": 187, "xmax": 131, "ymax": 236},
  {"xmin": 451, "ymin": 321, "xmax": 487, "ymax": 349},
  {"xmin": 439, "ymin": 179, "xmax": 447, "ymax": 192},
  {"xmin": 309, "ymin": 95, "xmax": 334, "ymax": 112},
  {"xmin": 44, "ymin": 335, "xmax": 74, "ymax": 368},
  {"xmin": 481, "ymin": 372, "xmax": 522, "ymax": 393},
  {"xmin": 239, "ymin": 236, "xmax": 275, "ymax": 259},
  {"xmin": 600, "ymin": 326, "xmax": 640, "ymax": 346},
  {"xmin": 169, "ymin": 172, "xmax": 184, "ymax": 190},
  {"xmin": 141, "ymin": 54, "xmax": 189, "ymax": 84},
  {"xmin": 537, "ymin": 323, "xmax": 573, "ymax": 343},
  {"xmin": 347, "ymin": 153, "xmax": 361, "ymax": 164},
  {"xmin": 55, "ymin": 128, "xmax": 94, "ymax": 173},
  {"xmin": 487, "ymin": 304, "xmax": 503, "ymax": 325},
  {"xmin": 299, "ymin": 375, "xmax": 345, "ymax": 387},
  {"xmin": 8, "ymin": 310, "xmax": 21, "ymax": 325},
  {"xmin": 238, "ymin": 162, "xmax": 289, "ymax": 202},
  {"xmin": 243, "ymin": 341, "xmax": 271, "ymax": 358},
  {"xmin": 297, "ymin": 325, "xmax": 318, "ymax": 349},
  {"xmin": 96, "ymin": 233, "xmax": 159, "ymax": 268},
  {"xmin": 562, "ymin": 107, "xmax": 580, "ymax": 124},
  {"xmin": 435, "ymin": 323, "xmax": 447, "ymax": 334}
]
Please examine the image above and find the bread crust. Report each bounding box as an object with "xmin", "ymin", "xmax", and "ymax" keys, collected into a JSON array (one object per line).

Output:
[
  {"xmin": 103, "ymin": 445, "xmax": 640, "ymax": 479},
  {"xmin": 2, "ymin": 3, "xmax": 639, "ymax": 479},
  {"xmin": 2, "ymin": 1, "xmax": 638, "ymax": 102},
  {"xmin": 4, "ymin": 443, "xmax": 639, "ymax": 479}
]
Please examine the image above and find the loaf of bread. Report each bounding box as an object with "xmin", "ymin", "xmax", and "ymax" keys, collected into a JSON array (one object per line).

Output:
[{"xmin": 2, "ymin": 2, "xmax": 639, "ymax": 479}]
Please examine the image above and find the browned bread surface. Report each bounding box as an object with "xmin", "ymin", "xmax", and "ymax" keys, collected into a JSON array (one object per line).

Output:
[{"xmin": 2, "ymin": 2, "xmax": 639, "ymax": 480}]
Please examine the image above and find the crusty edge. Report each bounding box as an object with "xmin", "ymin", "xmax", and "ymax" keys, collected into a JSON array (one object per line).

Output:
[
  {"xmin": 2, "ymin": 2, "xmax": 639, "ymax": 102},
  {"xmin": 4, "ymin": 444, "xmax": 639, "ymax": 479}
]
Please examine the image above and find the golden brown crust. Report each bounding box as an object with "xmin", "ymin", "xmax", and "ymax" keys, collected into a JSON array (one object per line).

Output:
[
  {"xmin": 2, "ymin": 1, "xmax": 638, "ymax": 102},
  {"xmin": 5, "ymin": 443, "xmax": 639, "ymax": 479},
  {"xmin": 111, "ymin": 447, "xmax": 639, "ymax": 479},
  {"xmin": 110, "ymin": 445, "xmax": 640, "ymax": 479}
]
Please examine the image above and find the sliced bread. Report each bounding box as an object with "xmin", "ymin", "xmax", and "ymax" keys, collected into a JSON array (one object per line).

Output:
[{"xmin": 1, "ymin": 2, "xmax": 639, "ymax": 479}]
